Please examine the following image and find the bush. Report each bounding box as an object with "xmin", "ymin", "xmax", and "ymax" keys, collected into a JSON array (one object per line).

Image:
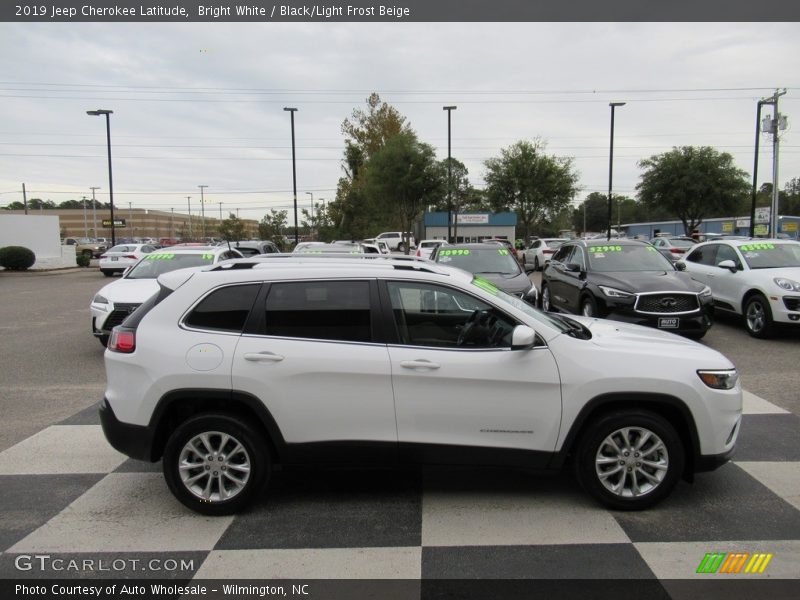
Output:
[
  {"xmin": 0, "ymin": 246, "xmax": 36, "ymax": 271},
  {"xmin": 76, "ymin": 253, "xmax": 91, "ymax": 267}
]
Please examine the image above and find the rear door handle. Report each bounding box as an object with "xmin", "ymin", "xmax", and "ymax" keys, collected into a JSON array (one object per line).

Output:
[
  {"xmin": 244, "ymin": 351, "xmax": 285, "ymax": 362},
  {"xmin": 400, "ymin": 359, "xmax": 441, "ymax": 370}
]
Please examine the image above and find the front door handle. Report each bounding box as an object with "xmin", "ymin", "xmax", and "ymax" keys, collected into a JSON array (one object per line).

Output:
[
  {"xmin": 244, "ymin": 351, "xmax": 285, "ymax": 362},
  {"xmin": 400, "ymin": 359, "xmax": 441, "ymax": 370}
]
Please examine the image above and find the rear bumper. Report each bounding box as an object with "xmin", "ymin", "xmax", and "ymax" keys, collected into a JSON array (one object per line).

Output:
[{"xmin": 99, "ymin": 397, "xmax": 156, "ymax": 462}]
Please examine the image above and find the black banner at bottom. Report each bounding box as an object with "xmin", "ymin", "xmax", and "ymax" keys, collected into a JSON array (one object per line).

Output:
[{"xmin": 5, "ymin": 579, "xmax": 800, "ymax": 600}]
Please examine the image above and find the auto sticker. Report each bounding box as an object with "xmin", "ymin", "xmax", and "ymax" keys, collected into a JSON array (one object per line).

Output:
[
  {"xmin": 439, "ymin": 249, "xmax": 471, "ymax": 256},
  {"xmin": 472, "ymin": 276, "xmax": 500, "ymax": 295}
]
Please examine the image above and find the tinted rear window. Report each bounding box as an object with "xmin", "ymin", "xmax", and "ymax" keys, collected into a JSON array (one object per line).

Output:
[{"xmin": 185, "ymin": 284, "xmax": 260, "ymax": 332}]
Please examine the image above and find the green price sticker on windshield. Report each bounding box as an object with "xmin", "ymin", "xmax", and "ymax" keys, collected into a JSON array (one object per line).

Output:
[
  {"xmin": 147, "ymin": 253, "xmax": 176, "ymax": 261},
  {"xmin": 589, "ymin": 246, "xmax": 622, "ymax": 253},
  {"xmin": 202, "ymin": 253, "xmax": 214, "ymax": 260},
  {"xmin": 440, "ymin": 249, "xmax": 470, "ymax": 257},
  {"xmin": 498, "ymin": 248, "xmax": 510, "ymax": 255},
  {"xmin": 740, "ymin": 243, "xmax": 775, "ymax": 252}
]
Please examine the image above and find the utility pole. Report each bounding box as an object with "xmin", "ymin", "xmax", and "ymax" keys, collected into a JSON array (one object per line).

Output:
[
  {"xmin": 759, "ymin": 89, "xmax": 788, "ymax": 238},
  {"xmin": 198, "ymin": 185, "xmax": 208, "ymax": 240},
  {"xmin": 170, "ymin": 207, "xmax": 174, "ymax": 238},
  {"xmin": 187, "ymin": 196, "xmax": 193, "ymax": 239},
  {"xmin": 90, "ymin": 187, "xmax": 100, "ymax": 239},
  {"xmin": 82, "ymin": 196, "xmax": 88, "ymax": 237},
  {"xmin": 443, "ymin": 106, "xmax": 457, "ymax": 243},
  {"xmin": 22, "ymin": 183, "xmax": 28, "ymax": 214}
]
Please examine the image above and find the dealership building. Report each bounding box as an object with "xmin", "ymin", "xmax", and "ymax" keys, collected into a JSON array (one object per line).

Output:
[{"xmin": 422, "ymin": 212, "xmax": 517, "ymax": 242}]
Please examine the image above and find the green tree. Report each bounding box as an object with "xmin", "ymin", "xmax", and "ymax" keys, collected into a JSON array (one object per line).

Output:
[
  {"xmin": 364, "ymin": 132, "xmax": 440, "ymax": 254},
  {"xmin": 218, "ymin": 213, "xmax": 246, "ymax": 242},
  {"xmin": 3, "ymin": 201, "xmax": 25, "ymax": 210},
  {"xmin": 258, "ymin": 209, "xmax": 288, "ymax": 248},
  {"xmin": 58, "ymin": 199, "xmax": 84, "ymax": 209},
  {"xmin": 333, "ymin": 93, "xmax": 414, "ymax": 239},
  {"xmin": 636, "ymin": 146, "xmax": 749, "ymax": 235},
  {"xmin": 27, "ymin": 198, "xmax": 56, "ymax": 210},
  {"xmin": 483, "ymin": 139, "xmax": 580, "ymax": 241}
]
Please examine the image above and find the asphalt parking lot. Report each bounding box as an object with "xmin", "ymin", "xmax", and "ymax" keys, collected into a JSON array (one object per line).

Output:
[{"xmin": 0, "ymin": 267, "xmax": 798, "ymax": 597}]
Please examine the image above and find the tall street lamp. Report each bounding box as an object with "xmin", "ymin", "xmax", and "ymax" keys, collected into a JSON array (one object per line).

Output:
[
  {"xmin": 284, "ymin": 107, "xmax": 299, "ymax": 244},
  {"xmin": 607, "ymin": 102, "xmax": 625, "ymax": 241},
  {"xmin": 443, "ymin": 106, "xmax": 457, "ymax": 243},
  {"xmin": 198, "ymin": 185, "xmax": 208, "ymax": 240},
  {"xmin": 86, "ymin": 109, "xmax": 116, "ymax": 246},
  {"xmin": 305, "ymin": 191, "xmax": 314, "ymax": 239}
]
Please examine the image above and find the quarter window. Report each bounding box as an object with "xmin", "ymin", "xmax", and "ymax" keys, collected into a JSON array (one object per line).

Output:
[
  {"xmin": 264, "ymin": 281, "xmax": 372, "ymax": 342},
  {"xmin": 185, "ymin": 284, "xmax": 260, "ymax": 332},
  {"xmin": 686, "ymin": 245, "xmax": 717, "ymax": 266}
]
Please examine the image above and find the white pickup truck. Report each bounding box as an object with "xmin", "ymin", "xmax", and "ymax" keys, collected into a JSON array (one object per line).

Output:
[{"xmin": 375, "ymin": 231, "xmax": 416, "ymax": 252}]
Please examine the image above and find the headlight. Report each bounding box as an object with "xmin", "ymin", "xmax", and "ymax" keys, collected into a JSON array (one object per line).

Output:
[
  {"xmin": 93, "ymin": 294, "xmax": 109, "ymax": 304},
  {"xmin": 599, "ymin": 285, "xmax": 633, "ymax": 299},
  {"xmin": 774, "ymin": 277, "xmax": 800, "ymax": 292},
  {"xmin": 697, "ymin": 369, "xmax": 739, "ymax": 390},
  {"xmin": 699, "ymin": 286, "xmax": 713, "ymax": 299}
]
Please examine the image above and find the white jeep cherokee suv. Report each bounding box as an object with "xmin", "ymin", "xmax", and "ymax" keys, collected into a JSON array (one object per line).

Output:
[{"xmin": 100, "ymin": 257, "xmax": 741, "ymax": 515}]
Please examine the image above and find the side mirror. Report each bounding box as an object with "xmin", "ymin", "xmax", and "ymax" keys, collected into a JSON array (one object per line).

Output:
[
  {"xmin": 565, "ymin": 263, "xmax": 582, "ymax": 273},
  {"xmin": 674, "ymin": 261, "xmax": 687, "ymax": 271},
  {"xmin": 717, "ymin": 259, "xmax": 738, "ymax": 273},
  {"xmin": 511, "ymin": 325, "xmax": 536, "ymax": 350}
]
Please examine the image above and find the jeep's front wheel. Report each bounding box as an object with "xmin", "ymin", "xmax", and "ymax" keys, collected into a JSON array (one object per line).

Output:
[
  {"xmin": 163, "ymin": 414, "xmax": 269, "ymax": 515},
  {"xmin": 575, "ymin": 411, "xmax": 683, "ymax": 510}
]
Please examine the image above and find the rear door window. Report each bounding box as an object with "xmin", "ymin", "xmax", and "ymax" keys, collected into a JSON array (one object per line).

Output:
[{"xmin": 184, "ymin": 284, "xmax": 261, "ymax": 333}]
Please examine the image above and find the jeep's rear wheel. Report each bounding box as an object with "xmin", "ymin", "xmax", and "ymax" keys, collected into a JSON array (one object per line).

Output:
[
  {"xmin": 163, "ymin": 414, "xmax": 269, "ymax": 515},
  {"xmin": 575, "ymin": 411, "xmax": 683, "ymax": 510}
]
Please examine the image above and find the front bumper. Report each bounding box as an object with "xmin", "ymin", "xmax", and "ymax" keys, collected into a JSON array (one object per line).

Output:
[{"xmin": 99, "ymin": 397, "xmax": 157, "ymax": 462}]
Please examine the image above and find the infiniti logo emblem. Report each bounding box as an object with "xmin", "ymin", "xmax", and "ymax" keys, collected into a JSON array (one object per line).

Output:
[{"xmin": 660, "ymin": 297, "xmax": 678, "ymax": 308}]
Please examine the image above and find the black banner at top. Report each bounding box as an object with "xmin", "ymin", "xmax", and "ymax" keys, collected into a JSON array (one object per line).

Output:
[{"xmin": 3, "ymin": 0, "xmax": 800, "ymax": 22}]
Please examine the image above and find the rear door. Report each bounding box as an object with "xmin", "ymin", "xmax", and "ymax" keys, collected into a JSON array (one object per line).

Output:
[{"xmin": 231, "ymin": 279, "xmax": 397, "ymax": 457}]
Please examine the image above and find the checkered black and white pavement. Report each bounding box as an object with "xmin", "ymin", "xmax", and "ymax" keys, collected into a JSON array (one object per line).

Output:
[{"xmin": 1, "ymin": 391, "xmax": 798, "ymax": 592}]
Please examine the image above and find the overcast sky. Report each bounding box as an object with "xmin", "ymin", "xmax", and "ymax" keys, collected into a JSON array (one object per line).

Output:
[{"xmin": 1, "ymin": 22, "xmax": 799, "ymax": 226}]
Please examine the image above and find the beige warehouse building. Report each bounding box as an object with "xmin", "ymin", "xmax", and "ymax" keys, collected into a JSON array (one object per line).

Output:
[{"xmin": 4, "ymin": 208, "xmax": 259, "ymax": 242}]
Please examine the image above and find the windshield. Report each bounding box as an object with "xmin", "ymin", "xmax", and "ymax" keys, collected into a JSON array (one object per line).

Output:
[
  {"xmin": 587, "ymin": 244, "xmax": 674, "ymax": 272},
  {"xmin": 437, "ymin": 247, "xmax": 522, "ymax": 275},
  {"xmin": 739, "ymin": 242, "xmax": 800, "ymax": 269},
  {"xmin": 666, "ymin": 238, "xmax": 695, "ymax": 248},
  {"xmin": 126, "ymin": 253, "xmax": 215, "ymax": 279},
  {"xmin": 107, "ymin": 245, "xmax": 137, "ymax": 253}
]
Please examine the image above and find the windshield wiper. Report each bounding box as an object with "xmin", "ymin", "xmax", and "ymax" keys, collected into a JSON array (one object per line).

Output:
[{"xmin": 559, "ymin": 315, "xmax": 593, "ymax": 340}]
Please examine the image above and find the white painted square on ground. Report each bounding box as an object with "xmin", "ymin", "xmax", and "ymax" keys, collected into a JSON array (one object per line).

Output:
[
  {"xmin": 742, "ymin": 391, "xmax": 790, "ymax": 415},
  {"xmin": 0, "ymin": 425, "xmax": 126, "ymax": 475},
  {"xmin": 195, "ymin": 548, "xmax": 422, "ymax": 579},
  {"xmin": 421, "ymin": 487, "xmax": 629, "ymax": 547},
  {"xmin": 9, "ymin": 473, "xmax": 233, "ymax": 552},
  {"xmin": 736, "ymin": 462, "xmax": 800, "ymax": 512},
  {"xmin": 635, "ymin": 540, "xmax": 800, "ymax": 579}
]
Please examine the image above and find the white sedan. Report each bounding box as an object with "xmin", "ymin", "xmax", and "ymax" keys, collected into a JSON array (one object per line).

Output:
[
  {"xmin": 98, "ymin": 244, "xmax": 158, "ymax": 277},
  {"xmin": 678, "ymin": 239, "xmax": 800, "ymax": 337},
  {"xmin": 415, "ymin": 239, "xmax": 449, "ymax": 259},
  {"xmin": 521, "ymin": 238, "xmax": 568, "ymax": 271}
]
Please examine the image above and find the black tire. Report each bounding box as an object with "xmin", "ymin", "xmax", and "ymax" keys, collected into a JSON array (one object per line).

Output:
[
  {"xmin": 397, "ymin": 242, "xmax": 405, "ymax": 253},
  {"xmin": 575, "ymin": 410, "xmax": 684, "ymax": 511},
  {"xmin": 581, "ymin": 295, "xmax": 599, "ymax": 318},
  {"xmin": 540, "ymin": 283, "xmax": 551, "ymax": 311},
  {"xmin": 101, "ymin": 269, "xmax": 114, "ymax": 277},
  {"xmin": 743, "ymin": 293, "xmax": 774, "ymax": 339},
  {"xmin": 163, "ymin": 413, "xmax": 269, "ymax": 516},
  {"xmin": 97, "ymin": 334, "xmax": 109, "ymax": 347},
  {"xmin": 534, "ymin": 257, "xmax": 540, "ymax": 272}
]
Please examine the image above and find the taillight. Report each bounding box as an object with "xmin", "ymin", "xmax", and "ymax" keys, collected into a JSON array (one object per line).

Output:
[
  {"xmin": 108, "ymin": 328, "xmax": 136, "ymax": 353},
  {"xmin": 415, "ymin": 248, "xmax": 421, "ymax": 257},
  {"xmin": 100, "ymin": 254, "xmax": 107, "ymax": 259},
  {"xmin": 124, "ymin": 255, "xmax": 137, "ymax": 259},
  {"xmin": 543, "ymin": 249, "xmax": 555, "ymax": 255},
  {"xmin": 670, "ymin": 248, "xmax": 685, "ymax": 254}
]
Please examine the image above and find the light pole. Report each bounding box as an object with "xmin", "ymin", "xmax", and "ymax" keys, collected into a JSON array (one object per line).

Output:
[
  {"xmin": 750, "ymin": 100, "xmax": 767, "ymax": 238},
  {"xmin": 86, "ymin": 109, "xmax": 116, "ymax": 246},
  {"xmin": 90, "ymin": 186, "xmax": 100, "ymax": 239},
  {"xmin": 82, "ymin": 196, "xmax": 88, "ymax": 237},
  {"xmin": 305, "ymin": 191, "xmax": 314, "ymax": 239},
  {"xmin": 284, "ymin": 107, "xmax": 299, "ymax": 244},
  {"xmin": 443, "ymin": 106, "xmax": 457, "ymax": 243},
  {"xmin": 607, "ymin": 102, "xmax": 625, "ymax": 240},
  {"xmin": 218, "ymin": 201, "xmax": 223, "ymax": 221},
  {"xmin": 198, "ymin": 185, "xmax": 208, "ymax": 240},
  {"xmin": 187, "ymin": 196, "xmax": 193, "ymax": 239}
]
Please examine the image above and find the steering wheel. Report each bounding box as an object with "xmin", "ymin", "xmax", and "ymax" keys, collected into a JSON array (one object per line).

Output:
[{"xmin": 457, "ymin": 309, "xmax": 482, "ymax": 346}]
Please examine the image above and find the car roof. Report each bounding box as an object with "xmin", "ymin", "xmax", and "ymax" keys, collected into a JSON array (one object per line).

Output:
[
  {"xmin": 152, "ymin": 246, "xmax": 228, "ymax": 254},
  {"xmin": 157, "ymin": 256, "xmax": 470, "ymax": 290},
  {"xmin": 568, "ymin": 239, "xmax": 648, "ymax": 248}
]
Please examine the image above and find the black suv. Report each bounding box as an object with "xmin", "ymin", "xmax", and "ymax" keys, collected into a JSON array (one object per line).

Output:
[{"xmin": 541, "ymin": 239, "xmax": 714, "ymax": 338}]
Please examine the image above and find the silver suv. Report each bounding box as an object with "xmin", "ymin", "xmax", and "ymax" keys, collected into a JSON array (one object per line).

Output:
[{"xmin": 101, "ymin": 257, "xmax": 741, "ymax": 515}]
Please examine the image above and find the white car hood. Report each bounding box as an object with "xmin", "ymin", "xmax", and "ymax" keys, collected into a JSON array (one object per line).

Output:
[
  {"xmin": 759, "ymin": 266, "xmax": 800, "ymax": 280},
  {"xmin": 97, "ymin": 278, "xmax": 160, "ymax": 305},
  {"xmin": 564, "ymin": 315, "xmax": 733, "ymax": 366}
]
